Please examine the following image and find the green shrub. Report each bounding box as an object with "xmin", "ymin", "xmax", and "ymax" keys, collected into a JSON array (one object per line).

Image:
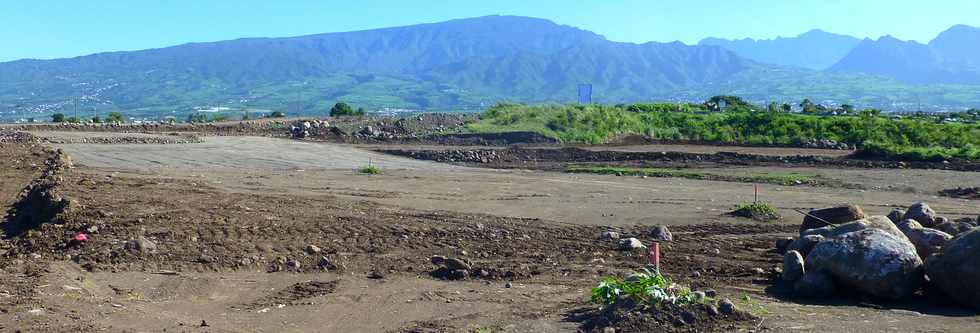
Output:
[
  {"xmin": 267, "ymin": 111, "xmax": 286, "ymax": 118},
  {"xmin": 51, "ymin": 113, "xmax": 65, "ymax": 123},
  {"xmin": 730, "ymin": 201, "xmax": 779, "ymax": 221},
  {"xmin": 358, "ymin": 165, "xmax": 381, "ymax": 175},
  {"xmin": 330, "ymin": 102, "xmax": 365, "ymax": 117},
  {"xmin": 107, "ymin": 112, "xmax": 125, "ymax": 123},
  {"xmin": 591, "ymin": 269, "xmax": 704, "ymax": 307}
]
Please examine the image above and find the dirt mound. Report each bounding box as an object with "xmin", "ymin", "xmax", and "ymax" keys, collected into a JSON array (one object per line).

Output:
[
  {"xmin": 380, "ymin": 146, "xmax": 980, "ymax": 172},
  {"xmin": 939, "ymin": 187, "xmax": 980, "ymax": 200},
  {"xmin": 3, "ymin": 148, "xmax": 78, "ymax": 237},
  {"xmin": 234, "ymin": 280, "xmax": 338, "ymax": 310},
  {"xmin": 572, "ymin": 302, "xmax": 754, "ymax": 332}
]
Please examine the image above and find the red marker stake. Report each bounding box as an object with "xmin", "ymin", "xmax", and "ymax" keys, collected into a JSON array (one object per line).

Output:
[{"xmin": 650, "ymin": 242, "xmax": 661, "ymax": 274}]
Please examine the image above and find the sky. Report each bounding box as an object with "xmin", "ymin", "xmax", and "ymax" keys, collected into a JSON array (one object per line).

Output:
[{"xmin": 2, "ymin": 0, "xmax": 978, "ymax": 62}]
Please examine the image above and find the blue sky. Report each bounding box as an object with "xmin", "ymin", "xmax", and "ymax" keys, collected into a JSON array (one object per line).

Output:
[{"xmin": 2, "ymin": 0, "xmax": 978, "ymax": 62}]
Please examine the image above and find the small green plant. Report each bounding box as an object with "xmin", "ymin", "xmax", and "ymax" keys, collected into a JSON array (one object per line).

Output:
[
  {"xmin": 730, "ymin": 201, "xmax": 780, "ymax": 221},
  {"xmin": 358, "ymin": 165, "xmax": 381, "ymax": 175},
  {"xmin": 735, "ymin": 294, "xmax": 770, "ymax": 316},
  {"xmin": 590, "ymin": 269, "xmax": 705, "ymax": 307}
]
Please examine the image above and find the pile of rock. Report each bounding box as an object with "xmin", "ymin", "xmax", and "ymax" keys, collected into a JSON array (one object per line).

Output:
[
  {"xmin": 289, "ymin": 120, "xmax": 332, "ymax": 139},
  {"xmin": 801, "ymin": 138, "xmax": 851, "ymax": 150},
  {"xmin": 0, "ymin": 130, "xmax": 37, "ymax": 143},
  {"xmin": 778, "ymin": 203, "xmax": 980, "ymax": 309},
  {"xmin": 430, "ymin": 255, "xmax": 472, "ymax": 280}
]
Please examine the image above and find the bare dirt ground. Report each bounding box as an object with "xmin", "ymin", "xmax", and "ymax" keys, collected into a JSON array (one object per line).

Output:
[{"xmin": 2, "ymin": 130, "xmax": 979, "ymax": 332}]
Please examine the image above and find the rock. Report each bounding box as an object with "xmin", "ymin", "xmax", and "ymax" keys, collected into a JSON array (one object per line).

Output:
[
  {"xmin": 805, "ymin": 229, "xmax": 923, "ymax": 299},
  {"xmin": 802, "ymin": 216, "xmax": 908, "ymax": 242},
  {"xmin": 751, "ymin": 267, "xmax": 766, "ymax": 275},
  {"xmin": 886, "ymin": 209, "xmax": 904, "ymax": 223},
  {"xmin": 786, "ymin": 234, "xmax": 824, "ymax": 258},
  {"xmin": 317, "ymin": 256, "xmax": 335, "ymax": 270},
  {"xmin": 774, "ymin": 237, "xmax": 794, "ymax": 254},
  {"xmin": 602, "ymin": 327, "xmax": 616, "ymax": 333},
  {"xmin": 619, "ymin": 238, "xmax": 646, "ymax": 251},
  {"xmin": 799, "ymin": 205, "xmax": 867, "ymax": 234},
  {"xmin": 935, "ymin": 221, "xmax": 975, "ymax": 236},
  {"xmin": 782, "ymin": 250, "xmax": 805, "ymax": 282},
  {"xmin": 903, "ymin": 226, "xmax": 952, "ymax": 259},
  {"xmin": 718, "ymin": 298, "xmax": 736, "ymax": 315},
  {"xmin": 693, "ymin": 291, "xmax": 706, "ymax": 301},
  {"xmin": 599, "ymin": 231, "xmax": 620, "ymax": 241},
  {"xmin": 903, "ymin": 202, "xmax": 937, "ymax": 227},
  {"xmin": 650, "ymin": 225, "xmax": 673, "ymax": 242},
  {"xmin": 793, "ymin": 271, "xmax": 836, "ymax": 297},
  {"xmin": 704, "ymin": 289, "xmax": 717, "ymax": 298},
  {"xmin": 934, "ymin": 216, "xmax": 949, "ymax": 225},
  {"xmin": 305, "ymin": 244, "xmax": 321, "ymax": 254},
  {"xmin": 505, "ymin": 282, "xmax": 513, "ymax": 288},
  {"xmin": 430, "ymin": 255, "xmax": 447, "ymax": 266},
  {"xmin": 124, "ymin": 237, "xmax": 157, "ymax": 254},
  {"xmin": 367, "ymin": 271, "xmax": 385, "ymax": 279},
  {"xmin": 442, "ymin": 258, "xmax": 471, "ymax": 271},
  {"xmin": 896, "ymin": 219, "xmax": 923, "ymax": 234},
  {"xmin": 925, "ymin": 229, "xmax": 980, "ymax": 309}
]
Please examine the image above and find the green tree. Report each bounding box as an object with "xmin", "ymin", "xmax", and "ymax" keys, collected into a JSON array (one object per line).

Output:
[
  {"xmin": 91, "ymin": 116, "xmax": 102, "ymax": 123},
  {"xmin": 781, "ymin": 103, "xmax": 792, "ymax": 113},
  {"xmin": 840, "ymin": 104, "xmax": 855, "ymax": 114},
  {"xmin": 51, "ymin": 113, "xmax": 65, "ymax": 122},
  {"xmin": 330, "ymin": 102, "xmax": 364, "ymax": 117},
  {"xmin": 799, "ymin": 99, "xmax": 817, "ymax": 114},
  {"xmin": 107, "ymin": 112, "xmax": 125, "ymax": 123},
  {"xmin": 767, "ymin": 102, "xmax": 779, "ymax": 113}
]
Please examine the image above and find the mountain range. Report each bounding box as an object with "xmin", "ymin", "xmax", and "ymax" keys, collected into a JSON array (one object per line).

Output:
[{"xmin": 1, "ymin": 16, "xmax": 979, "ymax": 121}]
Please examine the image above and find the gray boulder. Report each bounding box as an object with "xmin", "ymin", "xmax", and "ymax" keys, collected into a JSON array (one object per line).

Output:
[
  {"xmin": 794, "ymin": 271, "xmax": 836, "ymax": 297},
  {"xmin": 903, "ymin": 202, "xmax": 937, "ymax": 227},
  {"xmin": 599, "ymin": 231, "xmax": 620, "ymax": 241},
  {"xmin": 806, "ymin": 229, "xmax": 923, "ymax": 299},
  {"xmin": 786, "ymin": 234, "xmax": 824, "ymax": 258},
  {"xmin": 650, "ymin": 225, "xmax": 673, "ymax": 242},
  {"xmin": 775, "ymin": 237, "xmax": 794, "ymax": 254},
  {"xmin": 802, "ymin": 216, "xmax": 907, "ymax": 242},
  {"xmin": 925, "ymin": 229, "xmax": 980, "ymax": 309},
  {"xmin": 619, "ymin": 238, "xmax": 646, "ymax": 251},
  {"xmin": 902, "ymin": 226, "xmax": 952, "ymax": 259},
  {"xmin": 799, "ymin": 205, "xmax": 867, "ymax": 234},
  {"xmin": 782, "ymin": 250, "xmax": 805, "ymax": 282},
  {"xmin": 935, "ymin": 221, "xmax": 975, "ymax": 236}
]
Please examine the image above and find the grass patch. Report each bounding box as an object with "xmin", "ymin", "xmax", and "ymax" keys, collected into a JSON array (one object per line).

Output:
[
  {"xmin": 567, "ymin": 166, "xmax": 812, "ymax": 186},
  {"xmin": 734, "ymin": 294, "xmax": 770, "ymax": 316},
  {"xmin": 358, "ymin": 165, "xmax": 381, "ymax": 175},
  {"xmin": 729, "ymin": 201, "xmax": 780, "ymax": 221}
]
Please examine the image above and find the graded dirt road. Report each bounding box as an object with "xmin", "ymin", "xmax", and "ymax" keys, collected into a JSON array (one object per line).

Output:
[{"xmin": 57, "ymin": 136, "xmax": 979, "ymax": 226}]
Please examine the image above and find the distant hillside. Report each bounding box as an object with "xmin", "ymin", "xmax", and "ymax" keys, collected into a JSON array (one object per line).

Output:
[
  {"xmin": 1, "ymin": 16, "xmax": 980, "ymax": 121},
  {"xmin": 829, "ymin": 25, "xmax": 980, "ymax": 85},
  {"xmin": 699, "ymin": 29, "xmax": 861, "ymax": 70}
]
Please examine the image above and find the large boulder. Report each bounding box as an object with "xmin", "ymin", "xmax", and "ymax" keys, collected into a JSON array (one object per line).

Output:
[
  {"xmin": 925, "ymin": 229, "xmax": 980, "ymax": 309},
  {"xmin": 886, "ymin": 209, "xmax": 904, "ymax": 223},
  {"xmin": 934, "ymin": 221, "xmax": 976, "ymax": 236},
  {"xmin": 799, "ymin": 205, "xmax": 867, "ymax": 234},
  {"xmin": 802, "ymin": 216, "xmax": 907, "ymax": 242},
  {"xmin": 903, "ymin": 202, "xmax": 937, "ymax": 227},
  {"xmin": 805, "ymin": 229, "xmax": 924, "ymax": 299}
]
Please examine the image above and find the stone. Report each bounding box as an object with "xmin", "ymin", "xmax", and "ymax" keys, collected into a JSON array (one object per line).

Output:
[
  {"xmin": 935, "ymin": 221, "xmax": 975, "ymax": 236},
  {"xmin": 775, "ymin": 237, "xmax": 794, "ymax": 254},
  {"xmin": 505, "ymin": 282, "xmax": 513, "ymax": 288},
  {"xmin": 786, "ymin": 234, "xmax": 824, "ymax": 258},
  {"xmin": 442, "ymin": 258, "xmax": 471, "ymax": 271},
  {"xmin": 925, "ymin": 229, "xmax": 980, "ymax": 309},
  {"xmin": 903, "ymin": 226, "xmax": 952, "ymax": 259},
  {"xmin": 903, "ymin": 202, "xmax": 937, "ymax": 227},
  {"xmin": 599, "ymin": 231, "xmax": 620, "ymax": 241},
  {"xmin": 802, "ymin": 216, "xmax": 908, "ymax": 242},
  {"xmin": 650, "ymin": 225, "xmax": 673, "ymax": 242},
  {"xmin": 799, "ymin": 205, "xmax": 867, "ymax": 234},
  {"xmin": 619, "ymin": 238, "xmax": 646, "ymax": 251},
  {"xmin": 793, "ymin": 271, "xmax": 836, "ymax": 297},
  {"xmin": 886, "ymin": 209, "xmax": 904, "ymax": 223},
  {"xmin": 430, "ymin": 255, "xmax": 448, "ymax": 266},
  {"xmin": 317, "ymin": 256, "xmax": 335, "ymax": 270},
  {"xmin": 718, "ymin": 298, "xmax": 736, "ymax": 315},
  {"xmin": 782, "ymin": 250, "xmax": 805, "ymax": 282},
  {"xmin": 306, "ymin": 244, "xmax": 321, "ymax": 254},
  {"xmin": 934, "ymin": 216, "xmax": 949, "ymax": 225},
  {"xmin": 805, "ymin": 229, "xmax": 923, "ymax": 299},
  {"xmin": 124, "ymin": 237, "xmax": 157, "ymax": 254},
  {"xmin": 693, "ymin": 291, "xmax": 706, "ymax": 301},
  {"xmin": 367, "ymin": 271, "xmax": 385, "ymax": 279},
  {"xmin": 704, "ymin": 289, "xmax": 717, "ymax": 298}
]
